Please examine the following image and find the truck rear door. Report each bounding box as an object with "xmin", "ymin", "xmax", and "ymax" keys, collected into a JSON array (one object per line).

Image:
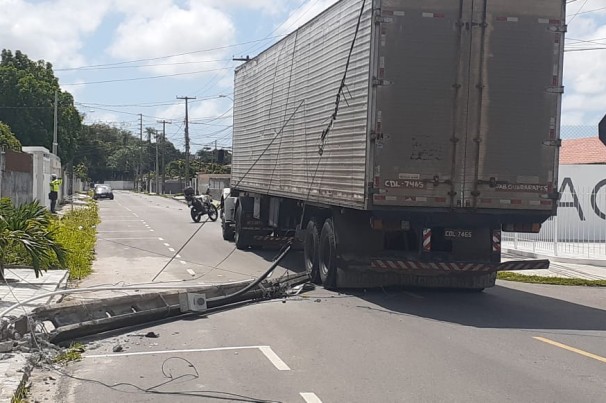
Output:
[{"xmin": 371, "ymin": 0, "xmax": 564, "ymax": 213}]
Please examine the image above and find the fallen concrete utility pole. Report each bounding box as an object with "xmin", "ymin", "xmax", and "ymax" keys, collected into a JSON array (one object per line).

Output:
[{"xmin": 6, "ymin": 272, "xmax": 309, "ymax": 344}]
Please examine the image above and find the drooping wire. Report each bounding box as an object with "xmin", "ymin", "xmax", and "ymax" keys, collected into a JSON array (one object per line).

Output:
[
  {"xmin": 317, "ymin": 0, "xmax": 367, "ymax": 156},
  {"xmin": 299, "ymin": 0, "xmax": 368, "ymax": 228}
]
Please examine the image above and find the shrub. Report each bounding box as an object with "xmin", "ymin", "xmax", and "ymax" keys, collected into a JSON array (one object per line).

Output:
[{"xmin": 49, "ymin": 203, "xmax": 99, "ymax": 280}]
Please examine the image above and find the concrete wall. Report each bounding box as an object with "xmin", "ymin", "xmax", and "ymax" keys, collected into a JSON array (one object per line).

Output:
[
  {"xmin": 104, "ymin": 180, "xmax": 135, "ymax": 190},
  {"xmin": 0, "ymin": 150, "xmax": 33, "ymax": 205},
  {"xmin": 197, "ymin": 174, "xmax": 231, "ymax": 199},
  {"xmin": 22, "ymin": 146, "xmax": 62, "ymax": 209}
]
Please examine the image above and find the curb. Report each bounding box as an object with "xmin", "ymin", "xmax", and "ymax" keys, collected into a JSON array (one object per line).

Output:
[
  {"xmin": 504, "ymin": 248, "xmax": 606, "ymax": 268},
  {"xmin": 0, "ymin": 270, "xmax": 68, "ymax": 402},
  {"xmin": 0, "ymin": 354, "xmax": 31, "ymax": 403}
]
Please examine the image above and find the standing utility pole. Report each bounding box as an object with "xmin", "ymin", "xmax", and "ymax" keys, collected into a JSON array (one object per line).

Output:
[
  {"xmin": 177, "ymin": 96, "xmax": 196, "ymax": 186},
  {"xmin": 155, "ymin": 131, "xmax": 159, "ymax": 194},
  {"xmin": 157, "ymin": 120, "xmax": 171, "ymax": 194},
  {"xmin": 139, "ymin": 114, "xmax": 143, "ymax": 191},
  {"xmin": 52, "ymin": 90, "xmax": 58, "ymax": 155}
]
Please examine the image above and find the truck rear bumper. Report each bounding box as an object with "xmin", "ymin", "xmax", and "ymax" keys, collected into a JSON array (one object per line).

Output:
[{"xmin": 343, "ymin": 256, "xmax": 549, "ymax": 276}]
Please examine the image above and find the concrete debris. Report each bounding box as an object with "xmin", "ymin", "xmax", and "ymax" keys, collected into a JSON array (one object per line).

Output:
[
  {"xmin": 144, "ymin": 331, "xmax": 159, "ymax": 338},
  {"xmin": 112, "ymin": 345, "xmax": 123, "ymax": 353}
]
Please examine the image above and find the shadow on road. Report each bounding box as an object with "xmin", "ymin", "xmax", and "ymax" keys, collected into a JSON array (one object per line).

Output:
[
  {"xmin": 238, "ymin": 249, "xmax": 306, "ymax": 274},
  {"xmin": 349, "ymin": 285, "xmax": 606, "ymax": 331}
]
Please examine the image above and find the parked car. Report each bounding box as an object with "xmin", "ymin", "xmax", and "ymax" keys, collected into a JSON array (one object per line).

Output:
[{"xmin": 93, "ymin": 184, "xmax": 114, "ymax": 200}]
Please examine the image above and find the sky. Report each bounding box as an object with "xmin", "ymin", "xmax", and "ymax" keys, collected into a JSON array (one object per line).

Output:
[{"xmin": 1, "ymin": 0, "xmax": 605, "ymax": 152}]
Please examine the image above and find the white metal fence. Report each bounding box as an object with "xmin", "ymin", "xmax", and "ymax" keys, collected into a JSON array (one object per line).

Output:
[{"xmin": 503, "ymin": 186, "xmax": 606, "ymax": 259}]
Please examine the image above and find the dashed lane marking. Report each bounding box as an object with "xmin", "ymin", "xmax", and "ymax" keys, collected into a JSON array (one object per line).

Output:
[
  {"xmin": 534, "ymin": 337, "xmax": 606, "ymax": 364},
  {"xmin": 300, "ymin": 393, "xmax": 323, "ymax": 403},
  {"xmin": 97, "ymin": 230, "xmax": 151, "ymax": 233},
  {"xmin": 100, "ymin": 237, "xmax": 159, "ymax": 240},
  {"xmin": 258, "ymin": 346, "xmax": 291, "ymax": 371},
  {"xmin": 180, "ymin": 261, "xmax": 187, "ymax": 265},
  {"xmin": 168, "ymin": 247, "xmax": 175, "ymax": 252},
  {"xmin": 186, "ymin": 269, "xmax": 196, "ymax": 276},
  {"xmin": 163, "ymin": 243, "xmax": 170, "ymax": 247}
]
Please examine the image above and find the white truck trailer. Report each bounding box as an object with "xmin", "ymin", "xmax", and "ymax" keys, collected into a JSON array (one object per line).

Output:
[{"xmin": 222, "ymin": 0, "xmax": 566, "ymax": 290}]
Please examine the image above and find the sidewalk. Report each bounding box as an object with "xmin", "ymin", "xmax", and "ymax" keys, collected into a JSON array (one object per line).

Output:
[
  {"xmin": 502, "ymin": 251, "xmax": 606, "ymax": 280},
  {"xmin": 0, "ymin": 268, "xmax": 68, "ymax": 403}
]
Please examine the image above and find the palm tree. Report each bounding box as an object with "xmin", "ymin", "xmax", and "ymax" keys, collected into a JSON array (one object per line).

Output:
[{"xmin": 0, "ymin": 198, "xmax": 66, "ymax": 281}]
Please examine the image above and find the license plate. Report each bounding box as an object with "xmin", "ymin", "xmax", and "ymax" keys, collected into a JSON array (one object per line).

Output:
[{"xmin": 444, "ymin": 229, "xmax": 473, "ymax": 239}]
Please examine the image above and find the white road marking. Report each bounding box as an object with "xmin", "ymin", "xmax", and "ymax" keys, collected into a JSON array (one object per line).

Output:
[
  {"xmin": 187, "ymin": 269, "xmax": 196, "ymax": 276},
  {"xmin": 86, "ymin": 346, "xmax": 291, "ymax": 371},
  {"xmin": 158, "ymin": 237, "xmax": 164, "ymax": 241},
  {"xmin": 168, "ymin": 247, "xmax": 175, "ymax": 252},
  {"xmin": 163, "ymin": 243, "xmax": 170, "ymax": 247},
  {"xmin": 176, "ymin": 254, "xmax": 181, "ymax": 258},
  {"xmin": 100, "ymin": 237, "xmax": 159, "ymax": 240},
  {"xmin": 97, "ymin": 230, "xmax": 151, "ymax": 233},
  {"xmin": 180, "ymin": 261, "xmax": 187, "ymax": 265},
  {"xmin": 149, "ymin": 229, "xmax": 155, "ymax": 232},
  {"xmin": 132, "ymin": 213, "xmax": 139, "ymax": 217},
  {"xmin": 258, "ymin": 346, "xmax": 290, "ymax": 371},
  {"xmin": 300, "ymin": 393, "xmax": 323, "ymax": 403}
]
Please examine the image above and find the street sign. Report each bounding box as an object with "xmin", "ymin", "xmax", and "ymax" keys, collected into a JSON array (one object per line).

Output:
[{"xmin": 599, "ymin": 114, "xmax": 606, "ymax": 146}]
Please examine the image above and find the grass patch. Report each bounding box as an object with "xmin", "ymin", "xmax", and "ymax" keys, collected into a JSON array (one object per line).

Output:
[
  {"xmin": 53, "ymin": 342, "xmax": 85, "ymax": 365},
  {"xmin": 49, "ymin": 202, "xmax": 99, "ymax": 280},
  {"xmin": 498, "ymin": 272, "xmax": 606, "ymax": 287},
  {"xmin": 11, "ymin": 381, "xmax": 30, "ymax": 403}
]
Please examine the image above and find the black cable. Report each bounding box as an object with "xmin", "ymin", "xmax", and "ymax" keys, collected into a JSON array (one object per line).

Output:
[
  {"xmin": 151, "ymin": 217, "xmax": 211, "ymax": 282},
  {"xmin": 49, "ymin": 366, "xmax": 281, "ymax": 402},
  {"xmin": 208, "ymin": 242, "xmax": 292, "ymax": 304},
  {"xmin": 268, "ymin": 30, "xmax": 300, "ymax": 193},
  {"xmin": 318, "ymin": 0, "xmax": 367, "ymax": 156}
]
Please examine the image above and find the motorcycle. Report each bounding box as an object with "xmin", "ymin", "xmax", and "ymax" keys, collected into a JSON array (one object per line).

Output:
[{"xmin": 183, "ymin": 187, "xmax": 218, "ymax": 223}]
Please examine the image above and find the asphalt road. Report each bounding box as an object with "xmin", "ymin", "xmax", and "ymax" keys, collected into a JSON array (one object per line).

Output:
[
  {"xmin": 30, "ymin": 191, "xmax": 606, "ymax": 402},
  {"xmin": 72, "ymin": 191, "xmax": 303, "ymax": 294}
]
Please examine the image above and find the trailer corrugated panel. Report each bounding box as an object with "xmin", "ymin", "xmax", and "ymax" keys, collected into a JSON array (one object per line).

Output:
[
  {"xmin": 372, "ymin": 0, "xmax": 564, "ymax": 213},
  {"xmin": 232, "ymin": 0, "xmax": 372, "ymax": 210}
]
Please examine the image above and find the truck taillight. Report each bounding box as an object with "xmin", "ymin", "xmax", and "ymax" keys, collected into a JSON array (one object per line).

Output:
[{"xmin": 370, "ymin": 218, "xmax": 383, "ymax": 230}]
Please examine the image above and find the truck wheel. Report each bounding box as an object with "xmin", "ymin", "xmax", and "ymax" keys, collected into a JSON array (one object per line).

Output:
[
  {"xmin": 222, "ymin": 216, "xmax": 235, "ymax": 241},
  {"xmin": 319, "ymin": 219, "xmax": 338, "ymax": 289},
  {"xmin": 304, "ymin": 219, "xmax": 322, "ymax": 284},
  {"xmin": 234, "ymin": 204, "xmax": 249, "ymax": 250}
]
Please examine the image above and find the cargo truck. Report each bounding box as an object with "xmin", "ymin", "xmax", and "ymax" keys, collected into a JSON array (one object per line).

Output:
[{"xmin": 221, "ymin": 0, "xmax": 566, "ymax": 290}]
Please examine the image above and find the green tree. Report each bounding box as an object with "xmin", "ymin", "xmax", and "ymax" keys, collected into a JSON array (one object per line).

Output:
[
  {"xmin": 107, "ymin": 145, "xmax": 139, "ymax": 178},
  {"xmin": 0, "ymin": 198, "xmax": 66, "ymax": 280},
  {"xmin": 0, "ymin": 49, "xmax": 82, "ymax": 161},
  {"xmin": 0, "ymin": 121, "xmax": 21, "ymax": 151}
]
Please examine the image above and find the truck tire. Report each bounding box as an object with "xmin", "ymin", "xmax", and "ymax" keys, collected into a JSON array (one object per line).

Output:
[
  {"xmin": 304, "ymin": 219, "xmax": 322, "ymax": 284},
  {"xmin": 234, "ymin": 204, "xmax": 249, "ymax": 250},
  {"xmin": 222, "ymin": 216, "xmax": 235, "ymax": 241},
  {"xmin": 319, "ymin": 219, "xmax": 338, "ymax": 289}
]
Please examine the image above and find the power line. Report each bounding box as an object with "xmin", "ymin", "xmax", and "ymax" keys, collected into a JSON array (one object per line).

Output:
[
  {"xmin": 568, "ymin": 0, "xmax": 590, "ymax": 24},
  {"xmin": 53, "ymin": 36, "xmax": 287, "ymax": 71},
  {"xmin": 63, "ymin": 67, "xmax": 232, "ymax": 86}
]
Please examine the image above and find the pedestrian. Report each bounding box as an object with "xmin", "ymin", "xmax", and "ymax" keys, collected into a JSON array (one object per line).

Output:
[{"xmin": 49, "ymin": 174, "xmax": 62, "ymax": 214}]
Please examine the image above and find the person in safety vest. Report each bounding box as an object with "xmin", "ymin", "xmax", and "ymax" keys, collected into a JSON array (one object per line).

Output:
[{"xmin": 49, "ymin": 174, "xmax": 62, "ymax": 213}]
